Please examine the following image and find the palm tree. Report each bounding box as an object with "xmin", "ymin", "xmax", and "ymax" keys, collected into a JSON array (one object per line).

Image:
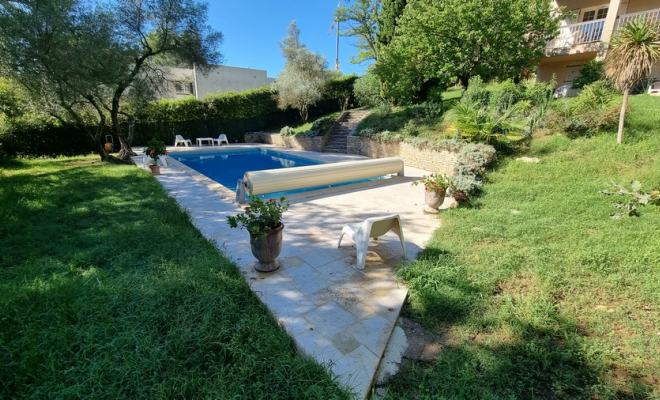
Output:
[{"xmin": 604, "ymin": 17, "xmax": 660, "ymax": 144}]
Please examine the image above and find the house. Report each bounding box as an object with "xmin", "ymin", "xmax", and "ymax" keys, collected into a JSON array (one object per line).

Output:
[
  {"xmin": 160, "ymin": 65, "xmax": 276, "ymax": 100},
  {"xmin": 537, "ymin": 0, "xmax": 660, "ymax": 95}
]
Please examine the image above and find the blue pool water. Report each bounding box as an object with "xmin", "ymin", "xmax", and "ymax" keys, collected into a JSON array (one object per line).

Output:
[{"xmin": 172, "ymin": 148, "xmax": 388, "ymax": 198}]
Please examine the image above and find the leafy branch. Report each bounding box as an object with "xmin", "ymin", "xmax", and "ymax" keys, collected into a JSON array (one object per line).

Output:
[{"xmin": 600, "ymin": 180, "xmax": 660, "ymax": 218}]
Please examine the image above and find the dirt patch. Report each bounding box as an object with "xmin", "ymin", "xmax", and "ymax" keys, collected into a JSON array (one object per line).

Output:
[{"xmin": 398, "ymin": 317, "xmax": 447, "ymax": 362}]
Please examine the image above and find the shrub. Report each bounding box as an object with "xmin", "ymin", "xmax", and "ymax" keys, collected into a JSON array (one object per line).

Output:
[
  {"xmin": 572, "ymin": 60, "xmax": 605, "ymax": 89},
  {"xmin": 463, "ymin": 76, "xmax": 490, "ymax": 108},
  {"xmin": 354, "ymin": 69, "xmax": 382, "ymax": 107},
  {"xmin": 321, "ymin": 74, "xmax": 358, "ymax": 111},
  {"xmin": 541, "ymin": 82, "xmax": 620, "ymax": 138},
  {"xmin": 358, "ymin": 127, "xmax": 376, "ymax": 137},
  {"xmin": 280, "ymin": 126, "xmax": 295, "ymax": 136},
  {"xmin": 489, "ymin": 79, "xmax": 522, "ymax": 112},
  {"xmin": 450, "ymin": 142, "xmax": 497, "ymax": 199},
  {"xmin": 450, "ymin": 174, "xmax": 484, "ymax": 196}
]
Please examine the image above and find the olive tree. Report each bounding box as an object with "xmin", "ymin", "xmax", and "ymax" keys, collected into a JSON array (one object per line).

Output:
[
  {"xmin": 272, "ymin": 21, "xmax": 327, "ymax": 122},
  {"xmin": 0, "ymin": 0, "xmax": 222, "ymax": 160}
]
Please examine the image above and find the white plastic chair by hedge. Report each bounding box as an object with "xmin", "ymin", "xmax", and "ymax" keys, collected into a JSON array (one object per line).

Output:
[
  {"xmin": 213, "ymin": 133, "xmax": 229, "ymax": 146},
  {"xmin": 174, "ymin": 135, "xmax": 192, "ymax": 147},
  {"xmin": 337, "ymin": 214, "xmax": 406, "ymax": 270}
]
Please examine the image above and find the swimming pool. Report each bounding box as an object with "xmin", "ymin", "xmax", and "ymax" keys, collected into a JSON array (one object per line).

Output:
[{"xmin": 171, "ymin": 148, "xmax": 388, "ymax": 198}]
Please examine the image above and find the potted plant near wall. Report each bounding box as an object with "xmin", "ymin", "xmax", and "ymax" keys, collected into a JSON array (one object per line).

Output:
[
  {"xmin": 413, "ymin": 173, "xmax": 451, "ymax": 213},
  {"xmin": 227, "ymin": 195, "xmax": 290, "ymax": 272},
  {"xmin": 144, "ymin": 139, "xmax": 168, "ymax": 175}
]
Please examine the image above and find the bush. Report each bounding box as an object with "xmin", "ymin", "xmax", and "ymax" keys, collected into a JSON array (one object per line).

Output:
[
  {"xmin": 463, "ymin": 76, "xmax": 490, "ymax": 108},
  {"xmin": 321, "ymin": 74, "xmax": 358, "ymax": 111},
  {"xmin": 541, "ymin": 81, "xmax": 620, "ymax": 138},
  {"xmin": 451, "ymin": 143, "xmax": 497, "ymax": 199},
  {"xmin": 354, "ymin": 69, "xmax": 382, "ymax": 107},
  {"xmin": 488, "ymin": 79, "xmax": 522, "ymax": 112},
  {"xmin": 572, "ymin": 60, "xmax": 604, "ymax": 89},
  {"xmin": 280, "ymin": 126, "xmax": 295, "ymax": 136}
]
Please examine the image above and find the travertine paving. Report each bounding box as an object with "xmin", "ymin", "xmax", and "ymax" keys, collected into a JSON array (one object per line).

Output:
[{"xmin": 139, "ymin": 145, "xmax": 441, "ymax": 399}]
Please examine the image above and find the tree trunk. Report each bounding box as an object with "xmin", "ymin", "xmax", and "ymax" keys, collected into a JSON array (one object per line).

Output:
[
  {"xmin": 111, "ymin": 96, "xmax": 137, "ymax": 159},
  {"xmin": 617, "ymin": 88, "xmax": 629, "ymax": 144}
]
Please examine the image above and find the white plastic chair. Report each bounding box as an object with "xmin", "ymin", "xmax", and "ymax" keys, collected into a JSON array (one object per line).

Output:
[
  {"xmin": 337, "ymin": 214, "xmax": 406, "ymax": 270},
  {"xmin": 213, "ymin": 133, "xmax": 229, "ymax": 146},
  {"xmin": 174, "ymin": 134, "xmax": 192, "ymax": 147}
]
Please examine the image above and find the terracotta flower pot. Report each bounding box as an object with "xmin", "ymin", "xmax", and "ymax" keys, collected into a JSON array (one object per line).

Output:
[
  {"xmin": 148, "ymin": 165, "xmax": 161, "ymax": 175},
  {"xmin": 249, "ymin": 223, "xmax": 284, "ymax": 272}
]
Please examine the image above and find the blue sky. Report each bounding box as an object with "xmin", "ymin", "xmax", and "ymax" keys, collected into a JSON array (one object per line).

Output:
[{"xmin": 206, "ymin": 1, "xmax": 369, "ymax": 78}]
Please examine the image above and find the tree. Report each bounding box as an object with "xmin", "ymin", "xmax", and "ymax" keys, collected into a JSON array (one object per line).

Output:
[
  {"xmin": 0, "ymin": 0, "xmax": 114, "ymax": 160},
  {"xmin": 335, "ymin": 0, "xmax": 380, "ymax": 64},
  {"xmin": 376, "ymin": 0, "xmax": 407, "ymax": 47},
  {"xmin": 0, "ymin": 0, "xmax": 222, "ymax": 160},
  {"xmin": 604, "ymin": 17, "xmax": 660, "ymax": 144},
  {"xmin": 272, "ymin": 21, "xmax": 327, "ymax": 122},
  {"xmin": 375, "ymin": 0, "xmax": 563, "ymax": 101}
]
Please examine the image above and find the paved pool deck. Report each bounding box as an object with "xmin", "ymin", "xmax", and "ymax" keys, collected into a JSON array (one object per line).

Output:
[{"xmin": 138, "ymin": 144, "xmax": 443, "ymax": 399}]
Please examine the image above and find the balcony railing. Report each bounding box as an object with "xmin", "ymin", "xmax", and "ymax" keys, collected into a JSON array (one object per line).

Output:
[
  {"xmin": 546, "ymin": 20, "xmax": 605, "ymax": 49},
  {"xmin": 616, "ymin": 8, "xmax": 660, "ymax": 29},
  {"xmin": 546, "ymin": 8, "xmax": 660, "ymax": 50}
]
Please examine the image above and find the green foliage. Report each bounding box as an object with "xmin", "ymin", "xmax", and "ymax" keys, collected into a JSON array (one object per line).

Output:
[
  {"xmin": 600, "ymin": 180, "xmax": 660, "ymax": 218},
  {"xmin": 227, "ymin": 196, "xmax": 290, "ymax": 239},
  {"xmin": 449, "ymin": 100, "xmax": 529, "ymax": 144},
  {"xmin": 385, "ymin": 95, "xmax": 660, "ymax": 399},
  {"xmin": 353, "ymin": 69, "xmax": 382, "ymax": 107},
  {"xmin": 335, "ymin": 0, "xmax": 380, "ymax": 64},
  {"xmin": 280, "ymin": 126, "xmax": 296, "ymax": 136},
  {"xmin": 412, "ymin": 173, "xmax": 451, "ymax": 192},
  {"xmin": 0, "ymin": 157, "xmax": 349, "ymax": 399},
  {"xmin": 321, "ymin": 74, "xmax": 358, "ymax": 111},
  {"xmin": 572, "ymin": 60, "xmax": 605, "ymax": 89},
  {"xmin": 143, "ymin": 87, "xmax": 278, "ymax": 122},
  {"xmin": 272, "ymin": 21, "xmax": 327, "ymax": 122},
  {"xmin": 450, "ymin": 143, "xmax": 497, "ymax": 198},
  {"xmin": 144, "ymin": 139, "xmax": 167, "ymax": 165},
  {"xmin": 377, "ymin": 0, "xmax": 408, "ymax": 47},
  {"xmin": 375, "ymin": 0, "xmax": 563, "ymax": 102},
  {"xmin": 542, "ymin": 82, "xmax": 620, "ymax": 138}
]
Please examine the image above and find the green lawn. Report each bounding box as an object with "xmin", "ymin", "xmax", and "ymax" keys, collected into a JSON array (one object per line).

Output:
[
  {"xmin": 0, "ymin": 158, "xmax": 350, "ymax": 399},
  {"xmin": 381, "ymin": 95, "xmax": 660, "ymax": 399}
]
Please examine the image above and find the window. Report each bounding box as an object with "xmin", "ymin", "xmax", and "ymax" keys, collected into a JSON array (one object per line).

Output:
[
  {"xmin": 582, "ymin": 7, "xmax": 608, "ymax": 22},
  {"xmin": 174, "ymin": 81, "xmax": 193, "ymax": 94}
]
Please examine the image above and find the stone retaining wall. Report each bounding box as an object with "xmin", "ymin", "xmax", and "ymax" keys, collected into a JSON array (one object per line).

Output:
[
  {"xmin": 347, "ymin": 136, "xmax": 459, "ymax": 176},
  {"xmin": 244, "ymin": 132, "xmax": 325, "ymax": 152}
]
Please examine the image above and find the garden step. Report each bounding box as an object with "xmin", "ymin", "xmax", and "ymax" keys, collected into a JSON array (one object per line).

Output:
[{"xmin": 323, "ymin": 109, "xmax": 371, "ymax": 154}]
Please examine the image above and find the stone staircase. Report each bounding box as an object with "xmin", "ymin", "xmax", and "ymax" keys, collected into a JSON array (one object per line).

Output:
[{"xmin": 323, "ymin": 109, "xmax": 371, "ymax": 153}]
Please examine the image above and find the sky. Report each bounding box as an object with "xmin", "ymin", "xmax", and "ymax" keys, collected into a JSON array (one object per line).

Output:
[{"xmin": 206, "ymin": 0, "xmax": 370, "ymax": 78}]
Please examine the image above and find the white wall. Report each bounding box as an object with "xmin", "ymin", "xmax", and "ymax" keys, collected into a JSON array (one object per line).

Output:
[
  {"xmin": 196, "ymin": 65, "xmax": 270, "ymax": 98},
  {"xmin": 157, "ymin": 65, "xmax": 273, "ymax": 100}
]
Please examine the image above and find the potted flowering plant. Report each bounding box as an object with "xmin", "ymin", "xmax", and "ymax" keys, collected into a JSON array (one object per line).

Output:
[
  {"xmin": 412, "ymin": 173, "xmax": 451, "ymax": 212},
  {"xmin": 227, "ymin": 195, "xmax": 290, "ymax": 272},
  {"xmin": 144, "ymin": 139, "xmax": 168, "ymax": 174}
]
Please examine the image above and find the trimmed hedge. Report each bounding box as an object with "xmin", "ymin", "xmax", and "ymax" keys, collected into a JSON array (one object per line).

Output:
[{"xmin": 1, "ymin": 84, "xmax": 350, "ymax": 156}]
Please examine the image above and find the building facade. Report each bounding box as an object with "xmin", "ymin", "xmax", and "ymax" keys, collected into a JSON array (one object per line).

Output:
[
  {"xmin": 537, "ymin": 0, "xmax": 660, "ymax": 93},
  {"xmin": 160, "ymin": 65, "xmax": 275, "ymax": 100}
]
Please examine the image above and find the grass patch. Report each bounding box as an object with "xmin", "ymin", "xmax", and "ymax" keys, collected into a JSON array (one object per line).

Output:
[
  {"xmin": 290, "ymin": 111, "xmax": 342, "ymax": 134},
  {"xmin": 0, "ymin": 157, "xmax": 350, "ymax": 399},
  {"xmin": 382, "ymin": 95, "xmax": 660, "ymax": 399}
]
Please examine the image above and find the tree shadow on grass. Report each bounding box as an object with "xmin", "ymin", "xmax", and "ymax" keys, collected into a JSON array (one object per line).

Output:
[{"xmin": 390, "ymin": 247, "xmax": 655, "ymax": 399}]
